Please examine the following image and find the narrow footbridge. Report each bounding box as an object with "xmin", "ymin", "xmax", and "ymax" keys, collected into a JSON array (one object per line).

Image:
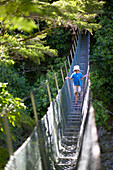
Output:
[{"xmin": 4, "ymin": 31, "xmax": 101, "ymax": 170}]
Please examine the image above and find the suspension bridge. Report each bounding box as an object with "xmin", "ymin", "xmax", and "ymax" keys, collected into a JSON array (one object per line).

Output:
[{"xmin": 3, "ymin": 30, "xmax": 101, "ymax": 170}]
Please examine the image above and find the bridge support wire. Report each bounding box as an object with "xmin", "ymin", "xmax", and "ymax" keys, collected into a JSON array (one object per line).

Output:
[{"xmin": 92, "ymin": 99, "xmax": 113, "ymax": 115}]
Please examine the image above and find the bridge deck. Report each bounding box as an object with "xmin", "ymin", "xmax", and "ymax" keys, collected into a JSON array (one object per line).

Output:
[{"xmin": 55, "ymin": 34, "xmax": 88, "ymax": 170}]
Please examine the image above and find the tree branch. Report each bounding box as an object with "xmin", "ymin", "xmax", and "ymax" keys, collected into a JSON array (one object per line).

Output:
[
  {"xmin": 25, "ymin": 15, "xmax": 57, "ymax": 22},
  {"xmin": 0, "ymin": 0, "xmax": 13, "ymax": 6},
  {"xmin": 19, "ymin": 24, "xmax": 63, "ymax": 42}
]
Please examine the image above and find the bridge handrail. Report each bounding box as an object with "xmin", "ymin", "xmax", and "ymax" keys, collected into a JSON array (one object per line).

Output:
[{"xmin": 75, "ymin": 79, "xmax": 101, "ymax": 170}]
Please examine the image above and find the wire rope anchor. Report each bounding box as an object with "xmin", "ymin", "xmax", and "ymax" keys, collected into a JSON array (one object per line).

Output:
[
  {"xmin": 30, "ymin": 91, "xmax": 38, "ymax": 124},
  {"xmin": 60, "ymin": 67, "xmax": 65, "ymax": 83},
  {"xmin": 54, "ymin": 73, "xmax": 59, "ymax": 93}
]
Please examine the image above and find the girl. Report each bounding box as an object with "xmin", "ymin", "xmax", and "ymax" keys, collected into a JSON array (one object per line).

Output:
[{"xmin": 65, "ymin": 65, "xmax": 87, "ymax": 103}]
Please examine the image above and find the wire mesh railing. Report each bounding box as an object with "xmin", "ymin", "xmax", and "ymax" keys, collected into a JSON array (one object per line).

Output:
[{"xmin": 2, "ymin": 29, "xmax": 80, "ymax": 169}]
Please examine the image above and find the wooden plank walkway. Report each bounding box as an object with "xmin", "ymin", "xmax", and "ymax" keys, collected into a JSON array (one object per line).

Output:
[
  {"xmin": 55, "ymin": 100, "xmax": 82, "ymax": 170},
  {"xmin": 55, "ymin": 33, "xmax": 88, "ymax": 170}
]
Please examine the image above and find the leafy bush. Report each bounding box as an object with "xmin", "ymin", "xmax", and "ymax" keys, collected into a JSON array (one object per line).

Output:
[
  {"xmin": 0, "ymin": 59, "xmax": 30, "ymax": 99},
  {"xmin": 0, "ymin": 82, "xmax": 26, "ymax": 131},
  {"xmin": 90, "ymin": 0, "xmax": 113, "ymax": 125}
]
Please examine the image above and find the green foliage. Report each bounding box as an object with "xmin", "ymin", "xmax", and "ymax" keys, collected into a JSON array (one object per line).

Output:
[
  {"xmin": 0, "ymin": 32, "xmax": 58, "ymax": 64},
  {"xmin": 31, "ymin": 56, "xmax": 68, "ymax": 119},
  {"xmin": 0, "ymin": 82, "xmax": 26, "ymax": 131},
  {"xmin": 90, "ymin": 0, "xmax": 113, "ymax": 106},
  {"xmin": 92, "ymin": 100, "xmax": 110, "ymax": 129},
  {"xmin": 0, "ymin": 0, "xmax": 104, "ymax": 66},
  {"xmin": 0, "ymin": 0, "xmax": 37, "ymax": 32},
  {"xmin": 0, "ymin": 59, "xmax": 36, "ymax": 137},
  {"xmin": 0, "ymin": 60, "xmax": 30, "ymax": 98},
  {"xmin": 0, "ymin": 0, "xmax": 58, "ymax": 64},
  {"xmin": 90, "ymin": 0, "xmax": 113, "ymax": 125},
  {"xmin": 46, "ymin": 27, "xmax": 72, "ymax": 56},
  {"xmin": 91, "ymin": 16, "xmax": 113, "ymax": 63},
  {"xmin": 33, "ymin": 0, "xmax": 104, "ymax": 33}
]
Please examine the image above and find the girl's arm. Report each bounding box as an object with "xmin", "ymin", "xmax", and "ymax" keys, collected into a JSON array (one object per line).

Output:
[
  {"xmin": 81, "ymin": 74, "xmax": 87, "ymax": 80},
  {"xmin": 65, "ymin": 77, "xmax": 72, "ymax": 80}
]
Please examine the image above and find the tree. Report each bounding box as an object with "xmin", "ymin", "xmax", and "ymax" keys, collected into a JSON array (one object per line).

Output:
[
  {"xmin": 29, "ymin": 0, "xmax": 104, "ymax": 33},
  {"xmin": 0, "ymin": 0, "xmax": 58, "ymax": 64},
  {"xmin": 0, "ymin": 0, "xmax": 104, "ymax": 63}
]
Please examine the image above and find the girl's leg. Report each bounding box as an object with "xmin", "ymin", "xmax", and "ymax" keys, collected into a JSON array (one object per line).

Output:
[
  {"xmin": 78, "ymin": 86, "xmax": 81, "ymax": 100},
  {"xmin": 74, "ymin": 86, "xmax": 78, "ymax": 102},
  {"xmin": 78, "ymin": 92, "xmax": 81, "ymax": 100},
  {"xmin": 75, "ymin": 92, "xmax": 77, "ymax": 103}
]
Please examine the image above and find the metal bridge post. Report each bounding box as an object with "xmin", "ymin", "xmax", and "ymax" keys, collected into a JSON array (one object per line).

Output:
[
  {"xmin": 2, "ymin": 110, "xmax": 13, "ymax": 156},
  {"xmin": 72, "ymin": 44, "xmax": 75, "ymax": 56},
  {"xmin": 60, "ymin": 67, "xmax": 64, "ymax": 83},
  {"xmin": 30, "ymin": 91, "xmax": 38, "ymax": 124},
  {"xmin": 70, "ymin": 49, "xmax": 73, "ymax": 61},
  {"xmin": 64, "ymin": 61, "xmax": 68, "ymax": 75},
  {"xmin": 54, "ymin": 73, "xmax": 59, "ymax": 93},
  {"xmin": 67, "ymin": 56, "xmax": 71, "ymax": 67},
  {"xmin": 46, "ymin": 80, "xmax": 52, "ymax": 104},
  {"xmin": 74, "ymin": 39, "xmax": 76, "ymax": 49}
]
